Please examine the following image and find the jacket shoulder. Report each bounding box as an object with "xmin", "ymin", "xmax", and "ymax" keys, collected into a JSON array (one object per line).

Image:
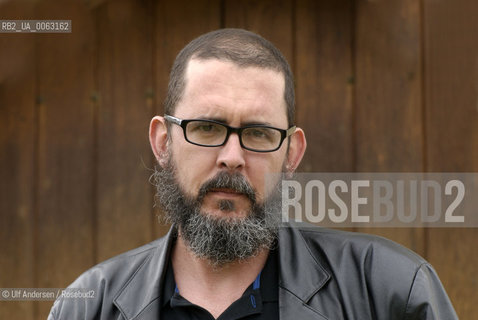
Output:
[
  {"xmin": 75, "ymin": 236, "xmax": 165, "ymax": 287},
  {"xmin": 295, "ymin": 224, "xmax": 427, "ymax": 268},
  {"xmin": 282, "ymin": 224, "xmax": 457, "ymax": 319},
  {"xmin": 48, "ymin": 234, "xmax": 171, "ymax": 320}
]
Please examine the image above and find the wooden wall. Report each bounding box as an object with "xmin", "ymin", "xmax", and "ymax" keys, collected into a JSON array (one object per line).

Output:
[{"xmin": 1, "ymin": 0, "xmax": 477, "ymax": 318}]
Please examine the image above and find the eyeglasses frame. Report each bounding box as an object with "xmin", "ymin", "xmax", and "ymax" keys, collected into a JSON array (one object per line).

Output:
[{"xmin": 164, "ymin": 114, "xmax": 296, "ymax": 153}]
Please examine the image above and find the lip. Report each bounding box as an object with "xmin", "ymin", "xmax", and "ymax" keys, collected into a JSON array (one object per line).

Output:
[{"xmin": 209, "ymin": 188, "xmax": 244, "ymax": 198}]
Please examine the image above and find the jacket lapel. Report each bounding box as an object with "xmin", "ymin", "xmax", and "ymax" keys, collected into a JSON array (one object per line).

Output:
[
  {"xmin": 113, "ymin": 224, "xmax": 331, "ymax": 320},
  {"xmin": 278, "ymin": 224, "xmax": 331, "ymax": 320},
  {"xmin": 113, "ymin": 228, "xmax": 175, "ymax": 320}
]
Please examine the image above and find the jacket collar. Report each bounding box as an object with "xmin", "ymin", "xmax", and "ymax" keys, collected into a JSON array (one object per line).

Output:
[
  {"xmin": 278, "ymin": 224, "xmax": 331, "ymax": 319},
  {"xmin": 113, "ymin": 227, "xmax": 176, "ymax": 320},
  {"xmin": 278, "ymin": 224, "xmax": 330, "ymax": 301},
  {"xmin": 113, "ymin": 224, "xmax": 331, "ymax": 319}
]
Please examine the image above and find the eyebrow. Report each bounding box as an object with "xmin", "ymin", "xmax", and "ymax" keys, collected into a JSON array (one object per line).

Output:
[
  {"xmin": 198, "ymin": 116, "xmax": 273, "ymax": 127},
  {"xmin": 199, "ymin": 116, "xmax": 227, "ymax": 123}
]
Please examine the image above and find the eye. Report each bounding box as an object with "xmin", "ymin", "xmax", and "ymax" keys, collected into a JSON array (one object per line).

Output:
[
  {"xmin": 197, "ymin": 124, "xmax": 214, "ymax": 132},
  {"xmin": 244, "ymin": 128, "xmax": 273, "ymax": 140},
  {"xmin": 250, "ymin": 129, "xmax": 267, "ymax": 137},
  {"xmin": 188, "ymin": 121, "xmax": 223, "ymax": 134}
]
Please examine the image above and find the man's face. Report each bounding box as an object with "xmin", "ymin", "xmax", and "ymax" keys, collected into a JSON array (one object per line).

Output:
[
  {"xmin": 168, "ymin": 58, "xmax": 290, "ymax": 217},
  {"xmin": 150, "ymin": 58, "xmax": 306, "ymax": 266}
]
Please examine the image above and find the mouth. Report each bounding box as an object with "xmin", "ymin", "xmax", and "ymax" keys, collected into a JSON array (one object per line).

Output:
[{"xmin": 209, "ymin": 188, "xmax": 245, "ymax": 198}]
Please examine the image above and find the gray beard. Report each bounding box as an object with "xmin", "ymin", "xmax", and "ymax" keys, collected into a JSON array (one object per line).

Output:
[{"xmin": 152, "ymin": 157, "xmax": 281, "ymax": 267}]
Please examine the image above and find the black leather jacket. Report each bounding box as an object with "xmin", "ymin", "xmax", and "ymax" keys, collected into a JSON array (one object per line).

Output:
[{"xmin": 48, "ymin": 224, "xmax": 457, "ymax": 319}]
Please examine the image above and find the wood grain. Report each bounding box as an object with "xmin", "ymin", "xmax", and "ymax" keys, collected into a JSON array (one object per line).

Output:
[
  {"xmin": 34, "ymin": 0, "xmax": 96, "ymax": 317},
  {"xmin": 424, "ymin": 0, "xmax": 478, "ymax": 317},
  {"xmin": 354, "ymin": 0, "xmax": 425, "ymax": 256},
  {"xmin": 295, "ymin": 0, "xmax": 354, "ymax": 172},
  {"xmin": 96, "ymin": 0, "xmax": 154, "ymax": 261},
  {"xmin": 0, "ymin": 2, "xmax": 36, "ymax": 319}
]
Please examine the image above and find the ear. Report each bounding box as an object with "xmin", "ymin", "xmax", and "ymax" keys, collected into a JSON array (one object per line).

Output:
[
  {"xmin": 285, "ymin": 127, "xmax": 307, "ymax": 173},
  {"xmin": 149, "ymin": 116, "xmax": 169, "ymax": 168}
]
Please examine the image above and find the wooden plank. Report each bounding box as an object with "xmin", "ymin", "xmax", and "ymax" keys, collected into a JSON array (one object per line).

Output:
[
  {"xmin": 354, "ymin": 0, "xmax": 425, "ymax": 256},
  {"xmin": 34, "ymin": 1, "xmax": 96, "ymax": 317},
  {"xmin": 153, "ymin": 0, "xmax": 221, "ymax": 238},
  {"xmin": 96, "ymin": 0, "xmax": 154, "ymax": 261},
  {"xmin": 424, "ymin": 0, "xmax": 478, "ymax": 317},
  {"xmin": 295, "ymin": 0, "xmax": 354, "ymax": 172},
  {"xmin": 224, "ymin": 0, "xmax": 293, "ymax": 64},
  {"xmin": 0, "ymin": 2, "xmax": 36, "ymax": 319}
]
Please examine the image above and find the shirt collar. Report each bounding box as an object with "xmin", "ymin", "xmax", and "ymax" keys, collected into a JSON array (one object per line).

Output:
[{"xmin": 161, "ymin": 246, "xmax": 279, "ymax": 308}]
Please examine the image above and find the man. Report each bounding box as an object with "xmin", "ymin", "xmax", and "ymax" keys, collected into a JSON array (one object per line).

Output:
[{"xmin": 49, "ymin": 28, "xmax": 457, "ymax": 319}]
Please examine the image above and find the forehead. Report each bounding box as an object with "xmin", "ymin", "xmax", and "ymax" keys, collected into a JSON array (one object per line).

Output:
[{"xmin": 175, "ymin": 59, "xmax": 288, "ymax": 126}]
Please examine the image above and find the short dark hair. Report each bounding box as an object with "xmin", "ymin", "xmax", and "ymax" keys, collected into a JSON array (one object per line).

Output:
[{"xmin": 164, "ymin": 28, "xmax": 295, "ymax": 126}]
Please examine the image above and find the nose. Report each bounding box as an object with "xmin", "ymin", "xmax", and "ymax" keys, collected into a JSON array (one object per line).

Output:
[{"xmin": 216, "ymin": 132, "xmax": 246, "ymax": 170}]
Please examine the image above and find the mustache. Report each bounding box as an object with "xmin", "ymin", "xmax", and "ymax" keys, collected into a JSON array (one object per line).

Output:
[{"xmin": 197, "ymin": 171, "xmax": 257, "ymax": 204}]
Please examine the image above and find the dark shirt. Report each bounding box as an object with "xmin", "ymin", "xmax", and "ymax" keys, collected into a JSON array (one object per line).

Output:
[{"xmin": 160, "ymin": 249, "xmax": 279, "ymax": 320}]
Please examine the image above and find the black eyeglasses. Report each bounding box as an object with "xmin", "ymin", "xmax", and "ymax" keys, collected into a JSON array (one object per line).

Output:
[{"xmin": 164, "ymin": 115, "xmax": 296, "ymax": 153}]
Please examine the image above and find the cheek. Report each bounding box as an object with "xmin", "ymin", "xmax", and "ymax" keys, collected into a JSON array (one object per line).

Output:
[
  {"xmin": 171, "ymin": 145, "xmax": 217, "ymax": 192},
  {"xmin": 247, "ymin": 152, "xmax": 287, "ymax": 200}
]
